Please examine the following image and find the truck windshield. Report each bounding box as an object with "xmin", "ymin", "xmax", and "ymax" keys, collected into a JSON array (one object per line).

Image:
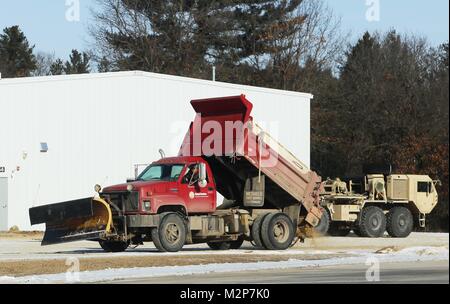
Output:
[{"xmin": 137, "ymin": 164, "xmax": 184, "ymax": 182}]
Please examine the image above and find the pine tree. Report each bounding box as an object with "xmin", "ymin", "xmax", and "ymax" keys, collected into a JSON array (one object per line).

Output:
[
  {"xmin": 64, "ymin": 49, "xmax": 91, "ymax": 74},
  {"xmin": 50, "ymin": 59, "xmax": 65, "ymax": 75},
  {"xmin": 0, "ymin": 26, "xmax": 37, "ymax": 78}
]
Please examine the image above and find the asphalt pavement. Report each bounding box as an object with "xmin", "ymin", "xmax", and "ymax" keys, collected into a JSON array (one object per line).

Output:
[{"xmin": 113, "ymin": 260, "xmax": 449, "ymax": 284}]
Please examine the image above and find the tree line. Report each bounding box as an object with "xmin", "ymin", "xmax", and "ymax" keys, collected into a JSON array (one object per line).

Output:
[{"xmin": 0, "ymin": 0, "xmax": 448, "ymax": 231}]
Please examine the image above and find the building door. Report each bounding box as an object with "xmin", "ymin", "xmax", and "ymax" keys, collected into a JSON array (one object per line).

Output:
[{"xmin": 0, "ymin": 178, "xmax": 8, "ymax": 231}]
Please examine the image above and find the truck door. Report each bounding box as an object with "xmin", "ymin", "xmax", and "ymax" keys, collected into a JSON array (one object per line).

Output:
[
  {"xmin": 416, "ymin": 180, "xmax": 434, "ymax": 213},
  {"xmin": 180, "ymin": 163, "xmax": 216, "ymax": 214},
  {"xmin": 0, "ymin": 178, "xmax": 8, "ymax": 231}
]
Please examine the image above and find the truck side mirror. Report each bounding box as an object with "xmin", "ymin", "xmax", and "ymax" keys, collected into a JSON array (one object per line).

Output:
[{"xmin": 198, "ymin": 163, "xmax": 207, "ymax": 188}]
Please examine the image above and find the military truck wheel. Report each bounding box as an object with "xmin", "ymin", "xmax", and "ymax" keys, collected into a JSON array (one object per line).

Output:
[
  {"xmin": 152, "ymin": 212, "xmax": 187, "ymax": 252},
  {"xmin": 99, "ymin": 240, "xmax": 129, "ymax": 252},
  {"xmin": 251, "ymin": 213, "xmax": 269, "ymax": 249},
  {"xmin": 314, "ymin": 209, "xmax": 331, "ymax": 236},
  {"xmin": 328, "ymin": 223, "xmax": 351, "ymax": 236},
  {"xmin": 386, "ymin": 207, "xmax": 413, "ymax": 238},
  {"xmin": 261, "ymin": 213, "xmax": 295, "ymax": 250},
  {"xmin": 358, "ymin": 206, "xmax": 386, "ymax": 238}
]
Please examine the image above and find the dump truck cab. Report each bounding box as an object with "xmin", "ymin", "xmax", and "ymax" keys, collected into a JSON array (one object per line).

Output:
[{"xmin": 101, "ymin": 157, "xmax": 217, "ymax": 217}]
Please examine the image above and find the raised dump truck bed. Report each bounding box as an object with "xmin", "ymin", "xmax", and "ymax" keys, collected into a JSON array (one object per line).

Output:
[{"xmin": 179, "ymin": 95, "xmax": 323, "ymax": 226}]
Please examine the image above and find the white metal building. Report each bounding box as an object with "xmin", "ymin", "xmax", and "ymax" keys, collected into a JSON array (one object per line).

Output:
[{"xmin": 0, "ymin": 71, "xmax": 312, "ymax": 231}]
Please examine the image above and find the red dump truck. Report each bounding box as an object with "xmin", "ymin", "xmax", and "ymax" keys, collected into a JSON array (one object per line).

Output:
[{"xmin": 29, "ymin": 95, "xmax": 324, "ymax": 252}]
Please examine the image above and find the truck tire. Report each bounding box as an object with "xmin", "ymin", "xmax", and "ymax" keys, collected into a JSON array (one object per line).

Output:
[
  {"xmin": 251, "ymin": 213, "xmax": 269, "ymax": 249},
  {"xmin": 386, "ymin": 207, "xmax": 413, "ymax": 238},
  {"xmin": 328, "ymin": 223, "xmax": 351, "ymax": 237},
  {"xmin": 151, "ymin": 213, "xmax": 170, "ymax": 252},
  {"xmin": 358, "ymin": 206, "xmax": 386, "ymax": 238},
  {"xmin": 261, "ymin": 213, "xmax": 295, "ymax": 250},
  {"xmin": 314, "ymin": 209, "xmax": 331, "ymax": 236},
  {"xmin": 152, "ymin": 212, "xmax": 187, "ymax": 252},
  {"xmin": 99, "ymin": 240, "xmax": 129, "ymax": 252}
]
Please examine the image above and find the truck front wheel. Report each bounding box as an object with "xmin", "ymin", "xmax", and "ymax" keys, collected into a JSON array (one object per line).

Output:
[
  {"xmin": 151, "ymin": 212, "xmax": 186, "ymax": 252},
  {"xmin": 386, "ymin": 207, "xmax": 413, "ymax": 238},
  {"xmin": 358, "ymin": 206, "xmax": 386, "ymax": 238},
  {"xmin": 261, "ymin": 213, "xmax": 295, "ymax": 250}
]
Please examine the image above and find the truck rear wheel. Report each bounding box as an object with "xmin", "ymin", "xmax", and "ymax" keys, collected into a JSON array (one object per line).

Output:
[
  {"xmin": 386, "ymin": 207, "xmax": 413, "ymax": 238},
  {"xmin": 358, "ymin": 206, "xmax": 386, "ymax": 238},
  {"xmin": 99, "ymin": 240, "xmax": 129, "ymax": 253},
  {"xmin": 251, "ymin": 213, "xmax": 268, "ymax": 249},
  {"xmin": 261, "ymin": 213, "xmax": 295, "ymax": 250},
  {"xmin": 151, "ymin": 212, "xmax": 186, "ymax": 252}
]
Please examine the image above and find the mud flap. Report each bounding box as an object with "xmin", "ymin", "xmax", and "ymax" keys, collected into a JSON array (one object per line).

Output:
[
  {"xmin": 29, "ymin": 197, "xmax": 113, "ymax": 246},
  {"xmin": 305, "ymin": 206, "xmax": 323, "ymax": 227}
]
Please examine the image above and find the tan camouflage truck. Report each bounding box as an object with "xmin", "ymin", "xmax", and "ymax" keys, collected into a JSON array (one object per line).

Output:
[{"xmin": 315, "ymin": 174, "xmax": 440, "ymax": 238}]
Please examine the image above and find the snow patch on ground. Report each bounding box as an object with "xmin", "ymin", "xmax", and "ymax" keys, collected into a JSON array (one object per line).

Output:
[{"xmin": 0, "ymin": 246, "xmax": 447, "ymax": 284}]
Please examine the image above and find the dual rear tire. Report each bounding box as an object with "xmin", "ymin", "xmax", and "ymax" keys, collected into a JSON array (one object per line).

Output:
[
  {"xmin": 386, "ymin": 206, "xmax": 414, "ymax": 238},
  {"xmin": 251, "ymin": 212, "xmax": 295, "ymax": 250}
]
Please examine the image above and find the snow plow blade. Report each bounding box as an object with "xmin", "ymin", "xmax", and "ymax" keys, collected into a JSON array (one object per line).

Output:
[{"xmin": 29, "ymin": 197, "xmax": 113, "ymax": 246}]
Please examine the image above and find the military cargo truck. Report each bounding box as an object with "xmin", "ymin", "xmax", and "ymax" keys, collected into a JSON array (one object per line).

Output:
[{"xmin": 317, "ymin": 174, "xmax": 440, "ymax": 238}]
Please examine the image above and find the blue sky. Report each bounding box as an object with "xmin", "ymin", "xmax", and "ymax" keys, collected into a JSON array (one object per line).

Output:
[{"xmin": 0, "ymin": 0, "xmax": 448, "ymax": 60}]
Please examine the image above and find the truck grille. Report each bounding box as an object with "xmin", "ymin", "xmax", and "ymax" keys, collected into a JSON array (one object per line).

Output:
[{"xmin": 102, "ymin": 191, "xmax": 139, "ymax": 212}]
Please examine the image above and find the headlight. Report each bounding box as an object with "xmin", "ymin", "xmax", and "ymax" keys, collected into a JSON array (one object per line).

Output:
[{"xmin": 143, "ymin": 200, "xmax": 151, "ymax": 212}]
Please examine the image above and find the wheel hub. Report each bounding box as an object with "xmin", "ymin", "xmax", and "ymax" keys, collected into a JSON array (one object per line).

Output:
[
  {"xmin": 166, "ymin": 224, "xmax": 180, "ymax": 243},
  {"xmin": 371, "ymin": 217, "xmax": 379, "ymax": 227},
  {"xmin": 273, "ymin": 221, "xmax": 289, "ymax": 243}
]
